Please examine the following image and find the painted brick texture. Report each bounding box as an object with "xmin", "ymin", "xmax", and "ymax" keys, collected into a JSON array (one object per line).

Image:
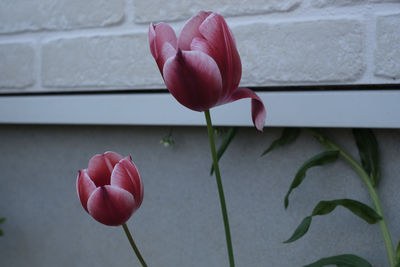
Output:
[
  {"xmin": 375, "ymin": 13, "xmax": 400, "ymax": 80},
  {"xmin": 312, "ymin": 0, "xmax": 398, "ymax": 7},
  {"xmin": 235, "ymin": 20, "xmax": 365, "ymax": 84},
  {"xmin": 0, "ymin": 0, "xmax": 125, "ymax": 33},
  {"xmin": 0, "ymin": 0, "xmax": 399, "ymax": 92},
  {"xmin": 42, "ymin": 34, "xmax": 162, "ymax": 89},
  {"xmin": 133, "ymin": 0, "xmax": 301, "ymax": 23},
  {"xmin": 0, "ymin": 43, "xmax": 35, "ymax": 88}
]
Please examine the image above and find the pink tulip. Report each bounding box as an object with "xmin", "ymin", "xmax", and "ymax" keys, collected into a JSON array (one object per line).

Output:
[
  {"xmin": 76, "ymin": 151, "xmax": 143, "ymax": 226},
  {"xmin": 149, "ymin": 11, "xmax": 266, "ymax": 131}
]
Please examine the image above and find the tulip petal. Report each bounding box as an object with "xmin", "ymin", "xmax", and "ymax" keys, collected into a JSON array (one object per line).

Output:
[
  {"xmin": 76, "ymin": 169, "xmax": 96, "ymax": 212},
  {"xmin": 87, "ymin": 151, "xmax": 123, "ymax": 187},
  {"xmin": 87, "ymin": 185, "xmax": 135, "ymax": 226},
  {"xmin": 163, "ymin": 49, "xmax": 223, "ymax": 111},
  {"xmin": 149, "ymin": 23, "xmax": 177, "ymax": 72},
  {"xmin": 198, "ymin": 13, "xmax": 242, "ymax": 96},
  {"xmin": 148, "ymin": 23, "xmax": 157, "ymax": 58},
  {"xmin": 228, "ymin": 87, "xmax": 266, "ymax": 132},
  {"xmin": 178, "ymin": 11, "xmax": 212, "ymax": 51},
  {"xmin": 111, "ymin": 156, "xmax": 143, "ymax": 210},
  {"xmin": 190, "ymin": 37, "xmax": 213, "ymax": 56}
]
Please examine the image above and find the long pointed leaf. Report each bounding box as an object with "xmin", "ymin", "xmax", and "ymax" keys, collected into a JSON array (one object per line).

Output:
[
  {"xmin": 284, "ymin": 216, "xmax": 312, "ymax": 243},
  {"xmin": 395, "ymin": 241, "xmax": 400, "ymax": 267},
  {"xmin": 284, "ymin": 150, "xmax": 339, "ymax": 209},
  {"xmin": 312, "ymin": 199, "xmax": 382, "ymax": 224},
  {"xmin": 307, "ymin": 128, "xmax": 336, "ymax": 150},
  {"xmin": 210, "ymin": 127, "xmax": 237, "ymax": 175},
  {"xmin": 284, "ymin": 199, "xmax": 381, "ymax": 243},
  {"xmin": 352, "ymin": 129, "xmax": 380, "ymax": 186},
  {"xmin": 303, "ymin": 254, "xmax": 373, "ymax": 267},
  {"xmin": 261, "ymin": 128, "xmax": 301, "ymax": 156}
]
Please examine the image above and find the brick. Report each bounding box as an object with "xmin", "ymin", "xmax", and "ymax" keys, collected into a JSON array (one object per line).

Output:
[
  {"xmin": 0, "ymin": 0, "xmax": 124, "ymax": 34},
  {"xmin": 233, "ymin": 20, "xmax": 365, "ymax": 84},
  {"xmin": 133, "ymin": 0, "xmax": 300, "ymax": 23},
  {"xmin": 42, "ymin": 34, "xmax": 164, "ymax": 89},
  {"xmin": 375, "ymin": 13, "xmax": 400, "ymax": 80},
  {"xmin": 0, "ymin": 43, "xmax": 35, "ymax": 88},
  {"xmin": 312, "ymin": 0, "xmax": 398, "ymax": 8}
]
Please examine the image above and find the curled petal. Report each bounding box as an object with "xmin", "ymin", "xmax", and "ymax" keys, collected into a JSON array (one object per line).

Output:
[
  {"xmin": 76, "ymin": 169, "xmax": 96, "ymax": 212},
  {"xmin": 148, "ymin": 23, "xmax": 157, "ymax": 58},
  {"xmin": 87, "ymin": 151, "xmax": 123, "ymax": 187},
  {"xmin": 228, "ymin": 87, "xmax": 266, "ymax": 132},
  {"xmin": 149, "ymin": 23, "xmax": 177, "ymax": 72},
  {"xmin": 199, "ymin": 13, "xmax": 242, "ymax": 96},
  {"xmin": 87, "ymin": 185, "xmax": 135, "ymax": 226},
  {"xmin": 178, "ymin": 11, "xmax": 212, "ymax": 51},
  {"xmin": 163, "ymin": 49, "xmax": 223, "ymax": 111},
  {"xmin": 111, "ymin": 156, "xmax": 143, "ymax": 211}
]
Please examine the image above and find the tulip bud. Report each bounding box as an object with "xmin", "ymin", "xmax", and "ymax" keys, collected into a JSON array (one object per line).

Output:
[{"xmin": 76, "ymin": 152, "xmax": 143, "ymax": 226}]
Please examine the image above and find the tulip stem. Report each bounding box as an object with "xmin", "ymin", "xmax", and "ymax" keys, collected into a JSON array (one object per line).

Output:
[
  {"xmin": 122, "ymin": 223, "xmax": 148, "ymax": 267},
  {"xmin": 204, "ymin": 110, "xmax": 235, "ymax": 267}
]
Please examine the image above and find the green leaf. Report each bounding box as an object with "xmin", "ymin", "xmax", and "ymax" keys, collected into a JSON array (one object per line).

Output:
[
  {"xmin": 284, "ymin": 150, "xmax": 339, "ymax": 209},
  {"xmin": 210, "ymin": 127, "xmax": 237, "ymax": 175},
  {"xmin": 307, "ymin": 128, "xmax": 336, "ymax": 151},
  {"xmin": 303, "ymin": 254, "xmax": 373, "ymax": 267},
  {"xmin": 261, "ymin": 128, "xmax": 301, "ymax": 156},
  {"xmin": 284, "ymin": 199, "xmax": 381, "ymax": 244},
  {"xmin": 284, "ymin": 216, "xmax": 312, "ymax": 243},
  {"xmin": 395, "ymin": 241, "xmax": 400, "ymax": 267},
  {"xmin": 352, "ymin": 129, "xmax": 380, "ymax": 186},
  {"xmin": 312, "ymin": 199, "xmax": 382, "ymax": 224}
]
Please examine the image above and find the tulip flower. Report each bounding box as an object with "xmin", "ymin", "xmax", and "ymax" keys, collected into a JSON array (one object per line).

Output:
[
  {"xmin": 149, "ymin": 11, "xmax": 266, "ymax": 267},
  {"xmin": 76, "ymin": 151, "xmax": 143, "ymax": 226},
  {"xmin": 149, "ymin": 11, "xmax": 266, "ymax": 131},
  {"xmin": 76, "ymin": 151, "xmax": 148, "ymax": 266}
]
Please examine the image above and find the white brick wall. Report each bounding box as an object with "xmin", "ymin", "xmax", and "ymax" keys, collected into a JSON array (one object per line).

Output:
[
  {"xmin": 0, "ymin": 43, "xmax": 35, "ymax": 88},
  {"xmin": 0, "ymin": 0, "xmax": 399, "ymax": 93}
]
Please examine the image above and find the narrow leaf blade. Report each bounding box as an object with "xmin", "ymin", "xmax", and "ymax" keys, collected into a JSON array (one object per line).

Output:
[
  {"xmin": 284, "ymin": 150, "xmax": 339, "ymax": 208},
  {"xmin": 352, "ymin": 129, "xmax": 380, "ymax": 186},
  {"xmin": 284, "ymin": 216, "xmax": 312, "ymax": 243},
  {"xmin": 307, "ymin": 128, "xmax": 336, "ymax": 151},
  {"xmin": 312, "ymin": 199, "xmax": 381, "ymax": 224},
  {"xmin": 261, "ymin": 128, "xmax": 301, "ymax": 156},
  {"xmin": 303, "ymin": 254, "xmax": 373, "ymax": 267},
  {"xmin": 210, "ymin": 127, "xmax": 237, "ymax": 175},
  {"xmin": 395, "ymin": 241, "xmax": 400, "ymax": 267}
]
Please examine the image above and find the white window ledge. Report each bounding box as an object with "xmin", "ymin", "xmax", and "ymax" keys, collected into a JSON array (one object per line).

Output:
[{"xmin": 0, "ymin": 90, "xmax": 399, "ymax": 128}]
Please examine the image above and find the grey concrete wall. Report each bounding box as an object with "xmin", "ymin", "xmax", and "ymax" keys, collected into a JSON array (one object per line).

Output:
[{"xmin": 0, "ymin": 125, "xmax": 399, "ymax": 266}]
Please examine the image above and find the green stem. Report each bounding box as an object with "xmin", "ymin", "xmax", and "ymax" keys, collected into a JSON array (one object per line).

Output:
[
  {"xmin": 308, "ymin": 129, "xmax": 395, "ymax": 267},
  {"xmin": 204, "ymin": 110, "xmax": 235, "ymax": 267},
  {"xmin": 122, "ymin": 223, "xmax": 148, "ymax": 267}
]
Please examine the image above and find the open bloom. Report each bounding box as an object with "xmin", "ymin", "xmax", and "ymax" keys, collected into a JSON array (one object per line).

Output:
[
  {"xmin": 76, "ymin": 152, "xmax": 143, "ymax": 226},
  {"xmin": 149, "ymin": 11, "xmax": 266, "ymax": 131}
]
